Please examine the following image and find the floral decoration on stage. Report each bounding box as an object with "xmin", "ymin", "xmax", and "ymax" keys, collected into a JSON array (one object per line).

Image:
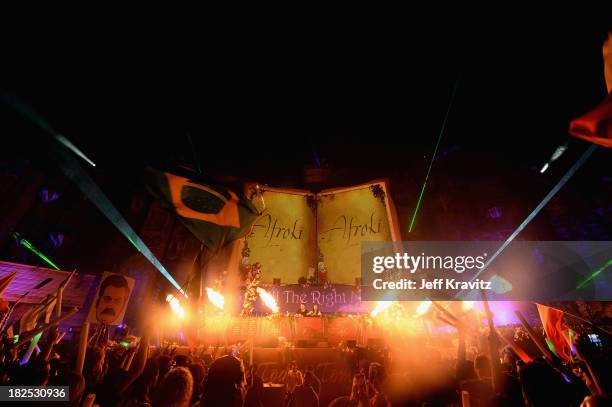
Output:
[
  {"xmin": 352, "ymin": 278, "xmax": 361, "ymax": 300},
  {"xmin": 240, "ymin": 241, "xmax": 261, "ymax": 316},
  {"xmin": 212, "ymin": 269, "xmax": 227, "ymax": 293},
  {"xmin": 306, "ymin": 194, "xmax": 319, "ymax": 213},
  {"xmin": 317, "ymin": 248, "xmax": 328, "ymax": 284},
  {"xmin": 369, "ymin": 183, "xmax": 386, "ymax": 205}
]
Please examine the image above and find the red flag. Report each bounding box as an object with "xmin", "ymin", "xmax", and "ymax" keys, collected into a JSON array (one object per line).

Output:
[
  {"xmin": 536, "ymin": 304, "xmax": 571, "ymax": 361},
  {"xmin": 569, "ymin": 92, "xmax": 612, "ymax": 148},
  {"xmin": 0, "ymin": 272, "xmax": 16, "ymax": 298},
  {"xmin": 604, "ymin": 33, "xmax": 611, "ymax": 94},
  {"xmin": 569, "ymin": 33, "xmax": 612, "ymax": 148}
]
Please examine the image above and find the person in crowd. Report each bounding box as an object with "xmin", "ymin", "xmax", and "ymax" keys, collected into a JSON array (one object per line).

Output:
[
  {"xmin": 296, "ymin": 303, "xmax": 309, "ymax": 317},
  {"xmin": 292, "ymin": 370, "xmax": 320, "ymax": 407},
  {"xmin": 83, "ymin": 345, "xmax": 107, "ymax": 392},
  {"xmin": 93, "ymin": 327, "xmax": 150, "ymax": 407},
  {"xmin": 124, "ymin": 357, "xmax": 160, "ymax": 406},
  {"xmin": 51, "ymin": 369, "xmax": 86, "ymax": 407},
  {"xmin": 305, "ymin": 365, "xmax": 321, "ymax": 396},
  {"xmin": 244, "ymin": 365, "xmax": 265, "ymax": 407},
  {"xmin": 157, "ymin": 354, "xmax": 173, "ymax": 380},
  {"xmin": 519, "ymin": 360, "xmax": 573, "ymax": 407},
  {"xmin": 367, "ymin": 361, "xmax": 391, "ymax": 406},
  {"xmin": 187, "ymin": 362, "xmax": 206, "ymax": 400},
  {"xmin": 173, "ymin": 354, "xmax": 191, "ymax": 368},
  {"xmin": 460, "ymin": 354, "xmax": 494, "ymax": 406},
  {"xmin": 307, "ymin": 304, "xmax": 322, "ymax": 317},
  {"xmin": 15, "ymin": 358, "xmax": 51, "ymax": 386},
  {"xmin": 151, "ymin": 366, "xmax": 193, "ymax": 407},
  {"xmin": 329, "ymin": 373, "xmax": 371, "ymax": 407},
  {"xmin": 200, "ymin": 355, "xmax": 245, "ymax": 407},
  {"xmin": 284, "ymin": 360, "xmax": 304, "ymax": 406}
]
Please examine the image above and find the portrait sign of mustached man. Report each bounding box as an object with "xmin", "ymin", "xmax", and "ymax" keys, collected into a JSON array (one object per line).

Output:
[{"xmin": 87, "ymin": 272, "xmax": 135, "ymax": 325}]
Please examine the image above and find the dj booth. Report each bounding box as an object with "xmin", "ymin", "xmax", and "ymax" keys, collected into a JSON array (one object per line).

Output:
[
  {"xmin": 197, "ymin": 314, "xmax": 430, "ymax": 347},
  {"xmin": 198, "ymin": 315, "xmax": 370, "ymax": 347}
]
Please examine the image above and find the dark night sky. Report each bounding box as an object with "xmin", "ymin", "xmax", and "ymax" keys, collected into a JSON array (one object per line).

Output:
[{"xmin": 1, "ymin": 19, "xmax": 611, "ymax": 257}]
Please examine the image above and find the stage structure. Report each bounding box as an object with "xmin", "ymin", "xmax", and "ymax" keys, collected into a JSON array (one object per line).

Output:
[{"xmin": 242, "ymin": 180, "xmax": 401, "ymax": 285}]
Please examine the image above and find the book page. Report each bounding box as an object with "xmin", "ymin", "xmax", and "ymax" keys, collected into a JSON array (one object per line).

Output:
[
  {"xmin": 244, "ymin": 187, "xmax": 315, "ymax": 283},
  {"xmin": 317, "ymin": 181, "xmax": 398, "ymax": 284}
]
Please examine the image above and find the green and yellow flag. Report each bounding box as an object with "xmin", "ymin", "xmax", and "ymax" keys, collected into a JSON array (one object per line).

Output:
[{"xmin": 145, "ymin": 168, "xmax": 260, "ymax": 252}]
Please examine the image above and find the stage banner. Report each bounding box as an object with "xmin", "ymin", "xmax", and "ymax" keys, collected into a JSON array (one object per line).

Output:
[
  {"xmin": 253, "ymin": 284, "xmax": 367, "ymax": 314},
  {"xmin": 317, "ymin": 181, "xmax": 400, "ymax": 284},
  {"xmin": 244, "ymin": 188, "xmax": 315, "ymax": 284}
]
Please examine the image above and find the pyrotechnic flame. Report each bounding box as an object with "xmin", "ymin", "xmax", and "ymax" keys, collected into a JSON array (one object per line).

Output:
[
  {"xmin": 415, "ymin": 300, "xmax": 432, "ymax": 316},
  {"xmin": 462, "ymin": 301, "xmax": 474, "ymax": 311},
  {"xmin": 166, "ymin": 294, "xmax": 185, "ymax": 319},
  {"xmin": 256, "ymin": 287, "xmax": 279, "ymax": 313},
  {"xmin": 206, "ymin": 288, "xmax": 225, "ymax": 310},
  {"xmin": 370, "ymin": 301, "xmax": 392, "ymax": 317}
]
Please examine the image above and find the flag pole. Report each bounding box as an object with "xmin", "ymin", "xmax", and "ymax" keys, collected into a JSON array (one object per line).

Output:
[
  {"xmin": 50, "ymin": 269, "xmax": 76, "ymax": 339},
  {"xmin": 431, "ymin": 301, "xmax": 464, "ymax": 330},
  {"xmin": 1, "ymin": 278, "xmax": 54, "ymax": 333},
  {"xmin": 480, "ymin": 290, "xmax": 500, "ymax": 394},
  {"xmin": 514, "ymin": 310, "xmax": 554, "ymax": 361},
  {"xmin": 75, "ymin": 321, "xmax": 90, "ymax": 374},
  {"xmin": 14, "ymin": 307, "xmax": 79, "ymax": 347}
]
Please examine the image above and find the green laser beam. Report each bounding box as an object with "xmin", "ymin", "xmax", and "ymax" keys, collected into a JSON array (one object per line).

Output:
[
  {"xmin": 409, "ymin": 80, "xmax": 459, "ymax": 233},
  {"xmin": 577, "ymin": 259, "xmax": 612, "ymax": 289},
  {"xmin": 12, "ymin": 232, "xmax": 60, "ymax": 270},
  {"xmin": 126, "ymin": 236, "xmax": 139, "ymax": 251},
  {"xmin": 4, "ymin": 96, "xmax": 187, "ymax": 298}
]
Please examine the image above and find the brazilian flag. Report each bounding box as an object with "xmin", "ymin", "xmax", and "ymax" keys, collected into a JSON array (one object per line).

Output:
[{"xmin": 145, "ymin": 168, "xmax": 260, "ymax": 252}]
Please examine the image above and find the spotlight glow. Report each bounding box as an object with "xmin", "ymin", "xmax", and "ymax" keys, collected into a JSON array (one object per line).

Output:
[
  {"xmin": 461, "ymin": 301, "xmax": 474, "ymax": 311},
  {"xmin": 256, "ymin": 287, "xmax": 279, "ymax": 313},
  {"xmin": 56, "ymin": 134, "xmax": 96, "ymax": 167},
  {"xmin": 415, "ymin": 300, "xmax": 432, "ymax": 316},
  {"xmin": 206, "ymin": 288, "xmax": 225, "ymax": 310},
  {"xmin": 166, "ymin": 294, "xmax": 185, "ymax": 319},
  {"xmin": 370, "ymin": 301, "xmax": 392, "ymax": 317}
]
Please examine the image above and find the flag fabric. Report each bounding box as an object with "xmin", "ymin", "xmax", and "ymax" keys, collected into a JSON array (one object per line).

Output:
[
  {"xmin": 536, "ymin": 304, "xmax": 571, "ymax": 361},
  {"xmin": 17, "ymin": 297, "xmax": 56, "ymax": 334},
  {"xmin": 0, "ymin": 272, "xmax": 17, "ymax": 298},
  {"xmin": 43, "ymin": 297, "xmax": 57, "ymax": 323},
  {"xmin": 569, "ymin": 92, "xmax": 612, "ymax": 148},
  {"xmin": 145, "ymin": 168, "xmax": 260, "ymax": 252},
  {"xmin": 569, "ymin": 33, "xmax": 612, "ymax": 148},
  {"xmin": 18, "ymin": 305, "xmax": 42, "ymax": 334},
  {"xmin": 604, "ymin": 32, "xmax": 611, "ymax": 93}
]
